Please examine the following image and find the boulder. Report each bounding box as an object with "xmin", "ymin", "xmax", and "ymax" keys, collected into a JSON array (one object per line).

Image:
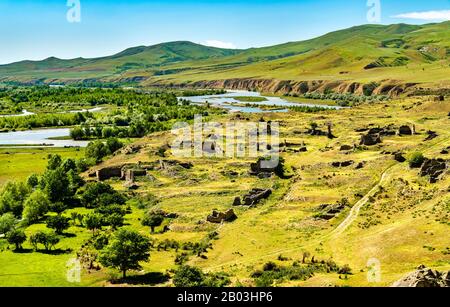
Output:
[
  {"xmin": 207, "ymin": 209, "xmax": 237, "ymax": 224},
  {"xmin": 392, "ymin": 265, "xmax": 450, "ymax": 287},
  {"xmin": 315, "ymin": 203, "xmax": 346, "ymax": 220},
  {"xmin": 394, "ymin": 153, "xmax": 406, "ymax": 163}
]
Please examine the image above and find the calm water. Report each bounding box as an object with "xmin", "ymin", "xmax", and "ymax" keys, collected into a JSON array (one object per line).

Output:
[
  {"xmin": 0, "ymin": 107, "xmax": 104, "ymax": 118},
  {"xmin": 0, "ymin": 128, "xmax": 88, "ymax": 148},
  {"xmin": 179, "ymin": 90, "xmax": 341, "ymax": 113}
]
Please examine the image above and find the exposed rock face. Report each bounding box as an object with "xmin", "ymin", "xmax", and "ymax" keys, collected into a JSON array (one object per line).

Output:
[
  {"xmin": 331, "ymin": 160, "xmax": 355, "ymax": 168},
  {"xmin": 392, "ymin": 265, "xmax": 450, "ymax": 287},
  {"xmin": 420, "ymin": 159, "xmax": 447, "ymax": 183},
  {"xmin": 360, "ymin": 133, "xmax": 382, "ymax": 146},
  {"xmin": 398, "ymin": 125, "xmax": 413, "ymax": 136},
  {"xmin": 159, "ymin": 78, "xmax": 418, "ymax": 97},
  {"xmin": 207, "ymin": 209, "xmax": 237, "ymax": 224}
]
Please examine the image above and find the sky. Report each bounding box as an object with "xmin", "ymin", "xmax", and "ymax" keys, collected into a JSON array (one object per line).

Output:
[{"xmin": 0, "ymin": 0, "xmax": 449, "ymax": 64}]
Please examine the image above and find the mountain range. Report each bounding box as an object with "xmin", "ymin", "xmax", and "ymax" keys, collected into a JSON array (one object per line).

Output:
[{"xmin": 1, "ymin": 21, "xmax": 449, "ymax": 94}]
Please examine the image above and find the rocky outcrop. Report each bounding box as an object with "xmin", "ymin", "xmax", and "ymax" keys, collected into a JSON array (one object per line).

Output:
[
  {"xmin": 392, "ymin": 265, "xmax": 450, "ymax": 287},
  {"xmin": 207, "ymin": 209, "xmax": 237, "ymax": 224},
  {"xmin": 420, "ymin": 159, "xmax": 447, "ymax": 183}
]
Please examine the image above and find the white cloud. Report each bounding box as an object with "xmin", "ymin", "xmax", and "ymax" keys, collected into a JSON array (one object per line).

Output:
[
  {"xmin": 392, "ymin": 10, "xmax": 450, "ymax": 21},
  {"xmin": 203, "ymin": 40, "xmax": 237, "ymax": 49}
]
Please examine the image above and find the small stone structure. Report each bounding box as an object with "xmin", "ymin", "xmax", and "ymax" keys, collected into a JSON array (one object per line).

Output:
[
  {"xmin": 242, "ymin": 189, "xmax": 272, "ymax": 206},
  {"xmin": 207, "ymin": 209, "xmax": 237, "ymax": 224},
  {"xmin": 420, "ymin": 159, "xmax": 447, "ymax": 183},
  {"xmin": 331, "ymin": 160, "xmax": 355, "ymax": 168},
  {"xmin": 360, "ymin": 133, "xmax": 382, "ymax": 146},
  {"xmin": 315, "ymin": 203, "xmax": 346, "ymax": 220},
  {"xmin": 398, "ymin": 125, "xmax": 413, "ymax": 136}
]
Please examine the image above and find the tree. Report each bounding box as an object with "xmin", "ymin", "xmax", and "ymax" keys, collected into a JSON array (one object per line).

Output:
[
  {"xmin": 106, "ymin": 137, "xmax": 123, "ymax": 153},
  {"xmin": 70, "ymin": 126, "xmax": 85, "ymax": 140},
  {"xmin": 85, "ymin": 140, "xmax": 109, "ymax": 162},
  {"xmin": 23, "ymin": 190, "xmax": 50, "ymax": 224},
  {"xmin": 142, "ymin": 212, "xmax": 164, "ymax": 233},
  {"xmin": 47, "ymin": 154, "xmax": 62, "ymax": 170},
  {"xmin": 83, "ymin": 213, "xmax": 103, "ymax": 233},
  {"xmin": 0, "ymin": 181, "xmax": 31, "ymax": 217},
  {"xmin": 26, "ymin": 174, "xmax": 39, "ymax": 188},
  {"xmin": 40, "ymin": 167, "xmax": 71, "ymax": 202},
  {"xmin": 7, "ymin": 229, "xmax": 27, "ymax": 251},
  {"xmin": 80, "ymin": 182, "xmax": 125, "ymax": 208},
  {"xmin": 173, "ymin": 265, "xmax": 205, "ymax": 287},
  {"xmin": 105, "ymin": 213, "xmax": 124, "ymax": 230},
  {"xmin": 46, "ymin": 215, "xmax": 70, "ymax": 234},
  {"xmin": 29, "ymin": 231, "xmax": 60, "ymax": 251},
  {"xmin": 0, "ymin": 213, "xmax": 17, "ymax": 235},
  {"xmin": 99, "ymin": 229, "xmax": 151, "ymax": 279}
]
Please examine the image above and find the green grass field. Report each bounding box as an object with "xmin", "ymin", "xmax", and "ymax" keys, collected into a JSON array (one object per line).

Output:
[{"xmin": 0, "ymin": 148, "xmax": 84, "ymax": 188}]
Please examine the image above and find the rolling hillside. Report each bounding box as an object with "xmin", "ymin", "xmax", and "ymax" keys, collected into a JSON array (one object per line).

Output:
[{"xmin": 0, "ymin": 22, "xmax": 449, "ymax": 92}]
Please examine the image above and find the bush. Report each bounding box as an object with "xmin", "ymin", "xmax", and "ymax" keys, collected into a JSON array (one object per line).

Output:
[
  {"xmin": 0, "ymin": 213, "xmax": 18, "ymax": 235},
  {"xmin": 7, "ymin": 229, "xmax": 27, "ymax": 250},
  {"xmin": 409, "ymin": 152, "xmax": 425, "ymax": 168}
]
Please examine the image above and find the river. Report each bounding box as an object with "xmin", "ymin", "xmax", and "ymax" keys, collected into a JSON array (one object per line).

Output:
[
  {"xmin": 0, "ymin": 128, "xmax": 88, "ymax": 148},
  {"xmin": 179, "ymin": 90, "xmax": 341, "ymax": 113}
]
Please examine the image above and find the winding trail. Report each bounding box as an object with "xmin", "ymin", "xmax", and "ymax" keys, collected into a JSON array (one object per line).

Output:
[{"xmin": 330, "ymin": 165, "xmax": 395, "ymax": 237}]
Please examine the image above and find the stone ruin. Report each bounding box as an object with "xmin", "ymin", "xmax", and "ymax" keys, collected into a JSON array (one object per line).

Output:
[
  {"xmin": 233, "ymin": 189, "xmax": 272, "ymax": 207},
  {"xmin": 398, "ymin": 125, "xmax": 413, "ymax": 136},
  {"xmin": 331, "ymin": 160, "xmax": 355, "ymax": 168},
  {"xmin": 424, "ymin": 131, "xmax": 438, "ymax": 141},
  {"xmin": 420, "ymin": 158, "xmax": 448, "ymax": 183},
  {"xmin": 392, "ymin": 265, "xmax": 450, "ymax": 287},
  {"xmin": 250, "ymin": 160, "xmax": 276, "ymax": 178},
  {"xmin": 360, "ymin": 133, "xmax": 382, "ymax": 146},
  {"xmin": 315, "ymin": 203, "xmax": 346, "ymax": 220},
  {"xmin": 207, "ymin": 209, "xmax": 237, "ymax": 224}
]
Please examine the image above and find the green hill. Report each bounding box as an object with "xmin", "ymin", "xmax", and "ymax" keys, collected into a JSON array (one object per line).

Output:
[{"xmin": 0, "ymin": 22, "xmax": 449, "ymax": 89}]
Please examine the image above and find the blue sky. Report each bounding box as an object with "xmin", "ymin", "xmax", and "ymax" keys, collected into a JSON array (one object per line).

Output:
[{"xmin": 0, "ymin": 0, "xmax": 449, "ymax": 64}]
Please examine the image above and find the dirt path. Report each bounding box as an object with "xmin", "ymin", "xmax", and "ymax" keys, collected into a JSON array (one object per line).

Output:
[{"xmin": 330, "ymin": 165, "xmax": 395, "ymax": 237}]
